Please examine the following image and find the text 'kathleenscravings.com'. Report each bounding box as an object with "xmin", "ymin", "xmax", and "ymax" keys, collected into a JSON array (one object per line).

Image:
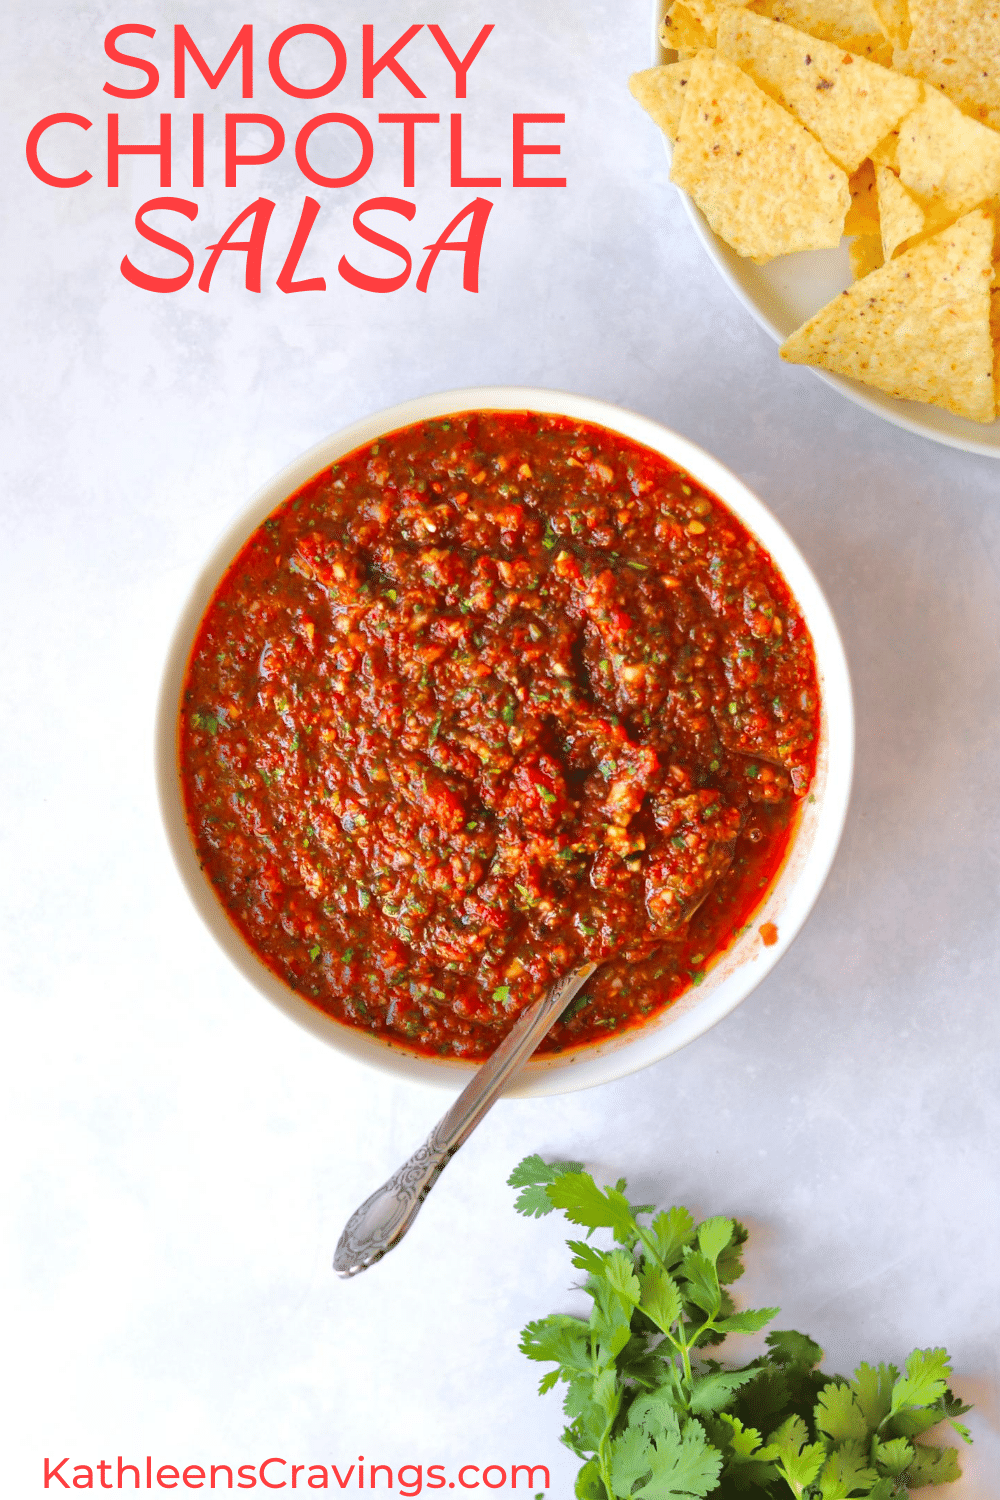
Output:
[{"xmin": 43, "ymin": 1457, "xmax": 551, "ymax": 1493}]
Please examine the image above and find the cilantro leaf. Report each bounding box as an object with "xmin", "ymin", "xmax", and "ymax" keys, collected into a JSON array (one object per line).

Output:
[
  {"xmin": 569, "ymin": 1238, "xmax": 612, "ymax": 1279},
  {"xmin": 815, "ymin": 1380, "xmax": 871, "ymax": 1442},
  {"xmin": 604, "ymin": 1248, "xmax": 642, "ymax": 1307},
  {"xmin": 697, "ymin": 1216, "xmax": 735, "ymax": 1267},
  {"xmin": 716, "ymin": 1221, "xmax": 749, "ymax": 1285},
  {"xmin": 768, "ymin": 1414, "xmax": 826, "ymax": 1491},
  {"xmin": 638, "ymin": 1265, "xmax": 683, "ymax": 1336},
  {"xmin": 611, "ymin": 1415, "xmax": 723, "ymax": 1499},
  {"xmin": 890, "ymin": 1348, "xmax": 952, "ymax": 1415},
  {"xmin": 678, "ymin": 1248, "xmax": 722, "ymax": 1318},
  {"xmin": 609, "ymin": 1425, "xmax": 659, "ymax": 1494},
  {"xmin": 714, "ymin": 1412, "xmax": 771, "ymax": 1460},
  {"xmin": 574, "ymin": 1459, "xmax": 607, "ymax": 1499},
  {"xmin": 850, "ymin": 1361, "xmax": 897, "ymax": 1431},
  {"xmin": 905, "ymin": 1441, "xmax": 962, "ymax": 1485},
  {"xmin": 636, "ymin": 1421, "xmax": 724, "ymax": 1499},
  {"xmin": 748, "ymin": 1331, "xmax": 830, "ymax": 1420},
  {"xmin": 739, "ymin": 1367, "xmax": 795, "ymax": 1428},
  {"xmin": 519, "ymin": 1314, "xmax": 591, "ymax": 1380},
  {"xmin": 649, "ymin": 1205, "xmax": 698, "ymax": 1265},
  {"xmin": 515, "ymin": 1186, "xmax": 560, "ymax": 1222},
  {"xmin": 689, "ymin": 1368, "xmax": 758, "ymax": 1416},
  {"xmin": 768, "ymin": 1329, "xmax": 824, "ymax": 1373},
  {"xmin": 816, "ymin": 1439, "xmax": 878, "ymax": 1500},
  {"xmin": 628, "ymin": 1389, "xmax": 685, "ymax": 1437},
  {"xmin": 547, "ymin": 1172, "xmax": 639, "ymax": 1243},
  {"xmin": 941, "ymin": 1388, "xmax": 974, "ymax": 1444},
  {"xmin": 886, "ymin": 1405, "xmax": 950, "ymax": 1440},
  {"xmin": 508, "ymin": 1154, "xmax": 584, "ymax": 1218},
  {"xmin": 713, "ymin": 1307, "xmax": 780, "ymax": 1336},
  {"xmin": 873, "ymin": 1436, "xmax": 914, "ymax": 1476},
  {"xmin": 709, "ymin": 1413, "xmax": 779, "ymax": 1491},
  {"xmin": 508, "ymin": 1153, "xmax": 584, "ymax": 1188},
  {"xmin": 564, "ymin": 1376, "xmax": 609, "ymax": 1460},
  {"xmin": 591, "ymin": 1286, "xmax": 637, "ymax": 1366},
  {"xmin": 618, "ymin": 1332, "xmax": 672, "ymax": 1393},
  {"xmin": 591, "ymin": 1367, "xmax": 619, "ymax": 1420}
]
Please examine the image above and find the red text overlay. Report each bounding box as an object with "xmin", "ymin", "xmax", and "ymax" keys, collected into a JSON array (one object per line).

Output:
[
  {"xmin": 25, "ymin": 23, "xmax": 568, "ymax": 295},
  {"xmin": 42, "ymin": 1456, "xmax": 551, "ymax": 1492}
]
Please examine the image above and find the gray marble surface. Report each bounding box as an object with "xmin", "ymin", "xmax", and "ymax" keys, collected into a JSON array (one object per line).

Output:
[{"xmin": 3, "ymin": 1, "xmax": 998, "ymax": 1494}]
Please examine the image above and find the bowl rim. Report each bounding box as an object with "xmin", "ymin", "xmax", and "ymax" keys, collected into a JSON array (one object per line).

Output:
[{"xmin": 156, "ymin": 384, "xmax": 854, "ymax": 1097}]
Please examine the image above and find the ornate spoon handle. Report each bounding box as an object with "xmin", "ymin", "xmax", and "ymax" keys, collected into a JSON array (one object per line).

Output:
[{"xmin": 333, "ymin": 961, "xmax": 597, "ymax": 1277}]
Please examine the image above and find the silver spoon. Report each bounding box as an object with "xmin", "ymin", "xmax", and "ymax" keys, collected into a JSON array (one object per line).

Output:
[
  {"xmin": 334, "ymin": 802, "xmax": 738, "ymax": 1277},
  {"xmin": 333, "ymin": 961, "xmax": 597, "ymax": 1277}
]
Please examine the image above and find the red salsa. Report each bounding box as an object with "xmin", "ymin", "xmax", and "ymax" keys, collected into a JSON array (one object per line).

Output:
[{"xmin": 180, "ymin": 413, "xmax": 819, "ymax": 1059}]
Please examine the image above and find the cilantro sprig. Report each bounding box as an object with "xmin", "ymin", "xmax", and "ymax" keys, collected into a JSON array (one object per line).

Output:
[{"xmin": 510, "ymin": 1157, "xmax": 971, "ymax": 1500}]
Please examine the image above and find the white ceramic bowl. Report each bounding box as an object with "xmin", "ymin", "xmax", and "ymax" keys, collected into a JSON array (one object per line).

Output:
[{"xmin": 157, "ymin": 386, "xmax": 853, "ymax": 1096}]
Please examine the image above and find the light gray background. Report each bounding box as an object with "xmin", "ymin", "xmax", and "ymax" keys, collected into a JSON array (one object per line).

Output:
[{"xmin": 3, "ymin": 1, "xmax": 998, "ymax": 1495}]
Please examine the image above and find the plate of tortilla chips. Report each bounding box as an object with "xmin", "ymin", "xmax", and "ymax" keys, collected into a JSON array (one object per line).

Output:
[{"xmin": 631, "ymin": 0, "xmax": 1000, "ymax": 455}]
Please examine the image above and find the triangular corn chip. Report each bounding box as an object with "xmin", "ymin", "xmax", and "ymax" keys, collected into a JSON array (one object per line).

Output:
[
  {"xmin": 751, "ymin": 0, "xmax": 893, "ymax": 63},
  {"xmin": 781, "ymin": 207, "xmax": 996, "ymax": 421},
  {"xmin": 671, "ymin": 52, "xmax": 851, "ymax": 261},
  {"xmin": 681, "ymin": 0, "xmax": 755, "ymax": 44},
  {"xmin": 869, "ymin": 0, "xmax": 910, "ymax": 46},
  {"xmin": 895, "ymin": 87, "xmax": 1000, "ymax": 220},
  {"xmin": 895, "ymin": 0, "xmax": 1000, "ymax": 132},
  {"xmin": 849, "ymin": 233, "xmax": 885, "ymax": 276},
  {"xmin": 876, "ymin": 162, "xmax": 925, "ymax": 256},
  {"xmin": 871, "ymin": 130, "xmax": 900, "ymax": 166},
  {"xmin": 661, "ymin": 2, "xmax": 714, "ymax": 53},
  {"xmin": 845, "ymin": 159, "xmax": 881, "ymax": 233},
  {"xmin": 630, "ymin": 63, "xmax": 694, "ymax": 141},
  {"xmin": 716, "ymin": 10, "xmax": 920, "ymax": 171}
]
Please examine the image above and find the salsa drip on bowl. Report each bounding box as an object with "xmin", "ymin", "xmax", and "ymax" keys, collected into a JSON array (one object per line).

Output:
[{"xmin": 180, "ymin": 412, "xmax": 819, "ymax": 1059}]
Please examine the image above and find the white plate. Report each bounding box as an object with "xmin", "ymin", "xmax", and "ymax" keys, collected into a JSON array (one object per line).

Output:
[
  {"xmin": 651, "ymin": 5, "xmax": 1000, "ymax": 458},
  {"xmin": 157, "ymin": 386, "xmax": 853, "ymax": 1097}
]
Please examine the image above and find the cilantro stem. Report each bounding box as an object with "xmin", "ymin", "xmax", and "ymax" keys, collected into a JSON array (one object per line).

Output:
[
  {"xmin": 678, "ymin": 1333, "xmax": 694, "ymax": 1388},
  {"xmin": 592, "ymin": 1341, "xmax": 621, "ymax": 1499},
  {"xmin": 597, "ymin": 1420, "xmax": 617, "ymax": 1499}
]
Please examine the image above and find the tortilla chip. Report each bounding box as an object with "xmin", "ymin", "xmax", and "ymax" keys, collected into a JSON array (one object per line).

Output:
[
  {"xmin": 781, "ymin": 207, "xmax": 997, "ymax": 422},
  {"xmin": 681, "ymin": 0, "xmax": 755, "ymax": 43},
  {"xmin": 895, "ymin": 0, "xmax": 1000, "ymax": 132},
  {"xmin": 661, "ymin": 2, "xmax": 714, "ymax": 53},
  {"xmin": 870, "ymin": 129, "xmax": 900, "ymax": 166},
  {"xmin": 670, "ymin": 51, "xmax": 851, "ymax": 261},
  {"xmin": 716, "ymin": 11, "xmax": 921, "ymax": 171},
  {"xmin": 750, "ymin": 0, "xmax": 893, "ymax": 63},
  {"xmin": 992, "ymin": 276, "xmax": 1000, "ymax": 395},
  {"xmin": 849, "ymin": 233, "xmax": 885, "ymax": 275},
  {"xmin": 869, "ymin": 0, "xmax": 910, "ymax": 46},
  {"xmin": 895, "ymin": 87, "xmax": 1000, "ymax": 220},
  {"xmin": 845, "ymin": 158, "xmax": 880, "ymax": 232},
  {"xmin": 876, "ymin": 162, "xmax": 925, "ymax": 255},
  {"xmin": 630, "ymin": 63, "xmax": 695, "ymax": 139}
]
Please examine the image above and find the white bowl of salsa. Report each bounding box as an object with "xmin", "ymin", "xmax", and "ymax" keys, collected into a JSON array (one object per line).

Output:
[{"xmin": 157, "ymin": 386, "xmax": 853, "ymax": 1096}]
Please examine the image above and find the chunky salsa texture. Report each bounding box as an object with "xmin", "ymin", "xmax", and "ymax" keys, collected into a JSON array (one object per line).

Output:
[{"xmin": 180, "ymin": 412, "xmax": 819, "ymax": 1059}]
